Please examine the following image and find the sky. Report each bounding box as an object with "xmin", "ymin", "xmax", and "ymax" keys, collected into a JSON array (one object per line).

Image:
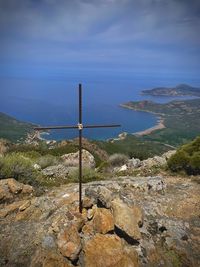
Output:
[{"xmin": 0, "ymin": 0, "xmax": 200, "ymax": 82}]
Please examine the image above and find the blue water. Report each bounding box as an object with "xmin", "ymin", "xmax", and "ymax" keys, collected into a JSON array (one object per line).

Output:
[{"xmin": 0, "ymin": 76, "xmax": 199, "ymax": 140}]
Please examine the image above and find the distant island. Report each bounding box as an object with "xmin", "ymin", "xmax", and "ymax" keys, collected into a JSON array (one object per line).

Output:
[{"xmin": 141, "ymin": 84, "xmax": 200, "ymax": 97}]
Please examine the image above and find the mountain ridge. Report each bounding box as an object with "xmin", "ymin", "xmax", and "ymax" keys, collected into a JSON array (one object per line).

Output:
[{"xmin": 141, "ymin": 84, "xmax": 200, "ymax": 97}]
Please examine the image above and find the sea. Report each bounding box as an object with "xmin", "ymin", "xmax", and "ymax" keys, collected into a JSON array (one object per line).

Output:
[{"xmin": 0, "ymin": 75, "xmax": 199, "ymax": 141}]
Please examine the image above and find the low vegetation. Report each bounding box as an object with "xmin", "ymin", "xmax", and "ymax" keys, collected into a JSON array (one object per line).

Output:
[
  {"xmin": 0, "ymin": 153, "xmax": 39, "ymax": 186},
  {"xmin": 167, "ymin": 136, "xmax": 200, "ymax": 175},
  {"xmin": 8, "ymin": 142, "xmax": 77, "ymax": 156},
  {"xmin": 36, "ymin": 155, "xmax": 60, "ymax": 169},
  {"xmin": 0, "ymin": 141, "xmax": 108, "ymax": 187},
  {"xmin": 8, "ymin": 141, "xmax": 104, "ymax": 167},
  {"xmin": 68, "ymin": 167, "xmax": 103, "ymax": 183},
  {"xmin": 95, "ymin": 135, "xmax": 170, "ymax": 160},
  {"xmin": 0, "ymin": 133, "xmax": 199, "ymax": 189}
]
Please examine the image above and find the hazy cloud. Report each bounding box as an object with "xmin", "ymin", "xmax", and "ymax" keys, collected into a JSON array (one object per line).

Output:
[{"xmin": 0, "ymin": 0, "xmax": 199, "ymax": 77}]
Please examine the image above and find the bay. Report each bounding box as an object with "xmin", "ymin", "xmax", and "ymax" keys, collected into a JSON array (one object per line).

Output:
[{"xmin": 0, "ymin": 76, "xmax": 199, "ymax": 140}]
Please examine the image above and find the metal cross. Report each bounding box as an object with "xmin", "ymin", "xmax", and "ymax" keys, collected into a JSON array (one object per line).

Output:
[{"xmin": 35, "ymin": 84, "xmax": 120, "ymax": 213}]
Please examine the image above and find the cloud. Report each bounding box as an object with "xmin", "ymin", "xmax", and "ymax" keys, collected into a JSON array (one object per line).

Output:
[
  {"xmin": 0, "ymin": 0, "xmax": 199, "ymax": 76},
  {"xmin": 1, "ymin": 0, "xmax": 199, "ymax": 42}
]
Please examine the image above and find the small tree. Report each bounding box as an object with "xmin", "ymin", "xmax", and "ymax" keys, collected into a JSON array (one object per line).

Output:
[
  {"xmin": 189, "ymin": 152, "xmax": 200, "ymax": 175},
  {"xmin": 167, "ymin": 150, "xmax": 190, "ymax": 172},
  {"xmin": 0, "ymin": 153, "xmax": 38, "ymax": 185},
  {"xmin": 167, "ymin": 136, "xmax": 200, "ymax": 175}
]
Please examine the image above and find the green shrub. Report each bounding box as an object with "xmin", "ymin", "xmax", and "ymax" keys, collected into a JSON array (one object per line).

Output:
[
  {"xmin": 97, "ymin": 161, "xmax": 111, "ymax": 172},
  {"xmin": 167, "ymin": 136, "xmax": 200, "ymax": 175},
  {"xmin": 0, "ymin": 153, "xmax": 39, "ymax": 185},
  {"xmin": 189, "ymin": 152, "xmax": 200, "ymax": 174},
  {"xmin": 108, "ymin": 153, "xmax": 129, "ymax": 167},
  {"xmin": 8, "ymin": 142, "xmax": 79, "ymax": 157},
  {"xmin": 37, "ymin": 155, "xmax": 60, "ymax": 169},
  {"xmin": 167, "ymin": 150, "xmax": 190, "ymax": 172},
  {"xmin": 0, "ymin": 156, "xmax": 4, "ymax": 169},
  {"xmin": 68, "ymin": 168, "xmax": 103, "ymax": 183},
  {"xmin": 49, "ymin": 145, "xmax": 78, "ymax": 157}
]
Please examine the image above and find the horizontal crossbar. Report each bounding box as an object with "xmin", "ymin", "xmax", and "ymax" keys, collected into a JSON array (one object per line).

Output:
[
  {"xmin": 34, "ymin": 126, "xmax": 78, "ymax": 130},
  {"xmin": 84, "ymin": 124, "xmax": 121, "ymax": 129},
  {"xmin": 34, "ymin": 124, "xmax": 121, "ymax": 131}
]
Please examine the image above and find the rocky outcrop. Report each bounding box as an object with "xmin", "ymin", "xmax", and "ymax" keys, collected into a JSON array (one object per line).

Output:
[
  {"xmin": 41, "ymin": 164, "xmax": 76, "ymax": 178},
  {"xmin": 30, "ymin": 249, "xmax": 73, "ymax": 267},
  {"xmin": 41, "ymin": 150, "xmax": 96, "ymax": 179},
  {"xmin": 0, "ymin": 178, "xmax": 34, "ymax": 203},
  {"xmin": 85, "ymin": 186, "xmax": 113, "ymax": 208},
  {"xmin": 0, "ymin": 175, "xmax": 199, "ymax": 267},
  {"xmin": 61, "ymin": 149, "xmax": 95, "ymax": 168},
  {"xmin": 57, "ymin": 224, "xmax": 82, "ymax": 261},
  {"xmin": 128, "ymin": 158, "xmax": 142, "ymax": 168},
  {"xmin": 83, "ymin": 234, "xmax": 139, "ymax": 267},
  {"xmin": 116, "ymin": 150, "xmax": 176, "ymax": 173},
  {"xmin": 142, "ymin": 155, "xmax": 167, "ymax": 168},
  {"xmin": 111, "ymin": 198, "xmax": 142, "ymax": 241},
  {"xmin": 92, "ymin": 207, "xmax": 114, "ymax": 234}
]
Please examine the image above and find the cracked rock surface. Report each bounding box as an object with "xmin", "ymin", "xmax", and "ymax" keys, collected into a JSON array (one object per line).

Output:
[{"xmin": 0, "ymin": 175, "xmax": 199, "ymax": 266}]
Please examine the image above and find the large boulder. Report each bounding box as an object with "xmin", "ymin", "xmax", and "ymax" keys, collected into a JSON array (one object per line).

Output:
[
  {"xmin": 126, "ymin": 151, "xmax": 176, "ymax": 171},
  {"xmin": 83, "ymin": 234, "xmax": 139, "ymax": 267},
  {"xmin": 57, "ymin": 224, "xmax": 81, "ymax": 261},
  {"xmin": 61, "ymin": 149, "xmax": 95, "ymax": 168},
  {"xmin": 30, "ymin": 249, "xmax": 73, "ymax": 267},
  {"xmin": 92, "ymin": 207, "xmax": 114, "ymax": 234},
  {"xmin": 141, "ymin": 157, "xmax": 162, "ymax": 168},
  {"xmin": 41, "ymin": 165, "xmax": 76, "ymax": 178},
  {"xmin": 140, "ymin": 151, "xmax": 176, "ymax": 169},
  {"xmin": 128, "ymin": 158, "xmax": 141, "ymax": 168},
  {"xmin": 111, "ymin": 198, "xmax": 142, "ymax": 241},
  {"xmin": 0, "ymin": 139, "xmax": 9, "ymax": 156},
  {"xmin": 85, "ymin": 186, "xmax": 113, "ymax": 208}
]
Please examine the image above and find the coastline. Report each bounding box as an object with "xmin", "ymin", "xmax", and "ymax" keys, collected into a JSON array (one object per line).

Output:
[
  {"xmin": 120, "ymin": 104, "xmax": 166, "ymax": 137},
  {"xmin": 133, "ymin": 118, "xmax": 165, "ymax": 136},
  {"xmin": 26, "ymin": 130, "xmax": 50, "ymax": 143},
  {"xmin": 32, "ymin": 104, "xmax": 166, "ymax": 142},
  {"xmin": 120, "ymin": 104, "xmax": 164, "ymax": 116}
]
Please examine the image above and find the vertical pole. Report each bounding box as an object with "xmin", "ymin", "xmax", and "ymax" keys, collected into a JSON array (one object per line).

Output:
[{"xmin": 79, "ymin": 83, "xmax": 82, "ymax": 213}]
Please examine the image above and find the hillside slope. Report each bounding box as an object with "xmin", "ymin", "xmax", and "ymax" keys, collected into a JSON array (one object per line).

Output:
[{"xmin": 0, "ymin": 112, "xmax": 35, "ymax": 142}]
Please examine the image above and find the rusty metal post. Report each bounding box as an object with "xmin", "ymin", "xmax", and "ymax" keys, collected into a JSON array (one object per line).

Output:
[
  {"xmin": 79, "ymin": 83, "xmax": 82, "ymax": 213},
  {"xmin": 34, "ymin": 83, "xmax": 121, "ymax": 214}
]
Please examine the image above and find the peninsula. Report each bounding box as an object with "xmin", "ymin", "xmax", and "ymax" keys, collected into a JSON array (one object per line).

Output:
[
  {"xmin": 0, "ymin": 112, "xmax": 35, "ymax": 142},
  {"xmin": 141, "ymin": 84, "xmax": 200, "ymax": 97},
  {"xmin": 121, "ymin": 98, "xmax": 200, "ymax": 146}
]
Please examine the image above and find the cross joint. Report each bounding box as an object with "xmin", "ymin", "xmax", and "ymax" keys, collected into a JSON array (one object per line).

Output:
[{"xmin": 77, "ymin": 123, "xmax": 83, "ymax": 130}]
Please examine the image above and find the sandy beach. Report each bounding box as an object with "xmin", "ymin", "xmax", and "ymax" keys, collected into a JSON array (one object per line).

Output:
[
  {"xmin": 133, "ymin": 118, "xmax": 165, "ymax": 136},
  {"xmin": 120, "ymin": 104, "xmax": 166, "ymax": 137}
]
